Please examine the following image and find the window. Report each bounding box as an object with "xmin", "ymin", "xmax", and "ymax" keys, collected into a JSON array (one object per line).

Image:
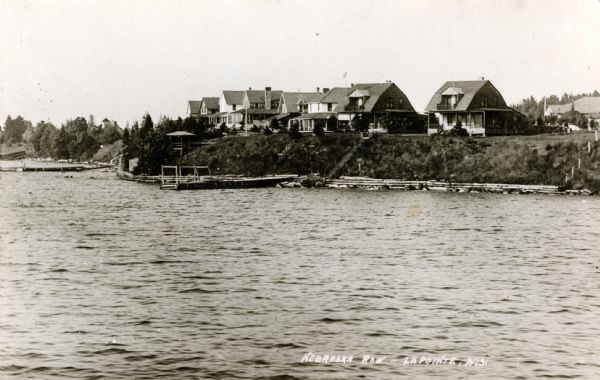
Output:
[
  {"xmin": 481, "ymin": 96, "xmax": 488, "ymax": 107},
  {"xmin": 385, "ymin": 97, "xmax": 394, "ymax": 108},
  {"xmin": 327, "ymin": 103, "xmax": 332, "ymax": 112},
  {"xmin": 232, "ymin": 104, "xmax": 237, "ymax": 111}
]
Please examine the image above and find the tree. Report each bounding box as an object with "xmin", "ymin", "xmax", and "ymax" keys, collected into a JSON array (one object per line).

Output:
[
  {"xmin": 351, "ymin": 115, "xmax": 369, "ymax": 132},
  {"xmin": 269, "ymin": 117, "xmax": 280, "ymax": 131},
  {"xmin": 263, "ymin": 127, "xmax": 273, "ymax": 136},
  {"xmin": 129, "ymin": 121, "xmax": 141, "ymax": 158},
  {"xmin": 32, "ymin": 121, "xmax": 58, "ymax": 157},
  {"xmin": 3, "ymin": 115, "xmax": 31, "ymax": 143},
  {"xmin": 290, "ymin": 120, "xmax": 302, "ymax": 139},
  {"xmin": 100, "ymin": 122, "xmax": 123, "ymax": 145},
  {"xmin": 139, "ymin": 113, "xmax": 154, "ymax": 142},
  {"xmin": 326, "ymin": 115, "xmax": 337, "ymax": 132},
  {"xmin": 313, "ymin": 123, "xmax": 324, "ymax": 137},
  {"xmin": 122, "ymin": 128, "xmax": 130, "ymax": 160},
  {"xmin": 447, "ymin": 120, "xmax": 469, "ymax": 137}
]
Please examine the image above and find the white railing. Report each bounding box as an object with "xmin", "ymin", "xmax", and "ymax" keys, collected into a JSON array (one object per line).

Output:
[{"xmin": 161, "ymin": 165, "xmax": 212, "ymax": 185}]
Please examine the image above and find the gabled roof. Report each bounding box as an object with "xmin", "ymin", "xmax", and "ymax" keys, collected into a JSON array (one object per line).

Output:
[
  {"xmin": 222, "ymin": 91, "xmax": 245, "ymax": 105},
  {"xmin": 547, "ymin": 97, "xmax": 600, "ymax": 115},
  {"xmin": 441, "ymin": 87, "xmax": 464, "ymax": 96},
  {"xmin": 281, "ymin": 92, "xmax": 322, "ymax": 112},
  {"xmin": 333, "ymin": 83, "xmax": 397, "ymax": 112},
  {"xmin": 573, "ymin": 97, "xmax": 600, "ymax": 114},
  {"xmin": 188, "ymin": 100, "xmax": 202, "ymax": 114},
  {"xmin": 349, "ymin": 89, "xmax": 370, "ymax": 97},
  {"xmin": 425, "ymin": 80, "xmax": 492, "ymax": 112},
  {"xmin": 546, "ymin": 104, "xmax": 572, "ymax": 114},
  {"xmin": 201, "ymin": 97, "xmax": 220, "ymax": 110},
  {"xmin": 245, "ymin": 89, "xmax": 283, "ymax": 108},
  {"xmin": 246, "ymin": 90, "xmax": 267, "ymax": 104},
  {"xmin": 319, "ymin": 87, "xmax": 351, "ymax": 103}
]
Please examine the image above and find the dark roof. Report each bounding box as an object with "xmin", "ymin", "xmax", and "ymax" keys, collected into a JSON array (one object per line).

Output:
[
  {"xmin": 232, "ymin": 108, "xmax": 279, "ymax": 115},
  {"xmin": 246, "ymin": 90, "xmax": 267, "ymax": 103},
  {"xmin": 222, "ymin": 91, "xmax": 245, "ymax": 105},
  {"xmin": 280, "ymin": 92, "xmax": 322, "ymax": 112},
  {"xmin": 292, "ymin": 112, "xmax": 336, "ymax": 120},
  {"xmin": 245, "ymin": 89, "xmax": 283, "ymax": 105},
  {"xmin": 319, "ymin": 87, "xmax": 351, "ymax": 103},
  {"xmin": 188, "ymin": 100, "xmax": 202, "ymax": 114},
  {"xmin": 201, "ymin": 97, "xmax": 220, "ymax": 110},
  {"xmin": 425, "ymin": 80, "xmax": 490, "ymax": 112},
  {"xmin": 335, "ymin": 83, "xmax": 395, "ymax": 112}
]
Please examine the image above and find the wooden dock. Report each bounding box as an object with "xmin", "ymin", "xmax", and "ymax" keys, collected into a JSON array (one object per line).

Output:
[
  {"xmin": 160, "ymin": 175, "xmax": 298, "ymax": 190},
  {"xmin": 159, "ymin": 165, "xmax": 296, "ymax": 190},
  {"xmin": 324, "ymin": 176, "xmax": 575, "ymax": 195}
]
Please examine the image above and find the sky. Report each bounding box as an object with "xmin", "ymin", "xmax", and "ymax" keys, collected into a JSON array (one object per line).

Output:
[{"xmin": 1, "ymin": 0, "xmax": 599, "ymax": 127}]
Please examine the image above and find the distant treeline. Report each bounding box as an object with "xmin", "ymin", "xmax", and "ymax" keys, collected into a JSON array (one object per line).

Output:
[{"xmin": 0, "ymin": 115, "xmax": 122, "ymax": 160}]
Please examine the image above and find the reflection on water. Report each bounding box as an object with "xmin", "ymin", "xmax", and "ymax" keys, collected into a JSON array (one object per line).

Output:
[{"xmin": 1, "ymin": 171, "xmax": 600, "ymax": 379}]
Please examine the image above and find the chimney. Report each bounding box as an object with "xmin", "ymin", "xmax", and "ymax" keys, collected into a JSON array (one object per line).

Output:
[
  {"xmin": 480, "ymin": 76, "xmax": 485, "ymax": 80},
  {"xmin": 386, "ymin": 79, "xmax": 391, "ymax": 83},
  {"xmin": 316, "ymin": 87, "xmax": 320, "ymax": 94},
  {"xmin": 265, "ymin": 87, "xmax": 272, "ymax": 110},
  {"xmin": 350, "ymin": 83, "xmax": 354, "ymax": 87},
  {"xmin": 249, "ymin": 86, "xmax": 252, "ymax": 90},
  {"xmin": 322, "ymin": 88, "xmax": 330, "ymax": 93}
]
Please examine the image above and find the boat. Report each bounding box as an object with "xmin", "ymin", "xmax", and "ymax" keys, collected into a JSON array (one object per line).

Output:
[{"xmin": 159, "ymin": 165, "xmax": 297, "ymax": 190}]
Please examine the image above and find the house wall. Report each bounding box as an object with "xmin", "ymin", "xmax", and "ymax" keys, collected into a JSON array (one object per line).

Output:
[
  {"xmin": 219, "ymin": 94, "xmax": 242, "ymax": 113},
  {"xmin": 435, "ymin": 112, "xmax": 484, "ymax": 131},
  {"xmin": 469, "ymin": 82, "xmax": 507, "ymax": 110},
  {"xmin": 308, "ymin": 102, "xmax": 335, "ymax": 113},
  {"xmin": 371, "ymin": 84, "xmax": 416, "ymax": 112}
]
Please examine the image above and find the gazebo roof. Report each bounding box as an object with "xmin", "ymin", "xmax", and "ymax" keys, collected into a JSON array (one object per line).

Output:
[{"xmin": 166, "ymin": 131, "xmax": 196, "ymax": 137}]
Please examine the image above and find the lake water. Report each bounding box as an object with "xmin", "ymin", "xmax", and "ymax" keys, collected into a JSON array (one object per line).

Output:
[{"xmin": 1, "ymin": 170, "xmax": 600, "ymax": 379}]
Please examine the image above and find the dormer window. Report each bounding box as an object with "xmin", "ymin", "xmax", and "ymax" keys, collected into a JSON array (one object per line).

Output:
[{"xmin": 440, "ymin": 87, "xmax": 464, "ymax": 109}]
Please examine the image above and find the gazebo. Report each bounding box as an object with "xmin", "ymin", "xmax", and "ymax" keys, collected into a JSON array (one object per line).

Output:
[{"xmin": 166, "ymin": 131, "xmax": 197, "ymax": 156}]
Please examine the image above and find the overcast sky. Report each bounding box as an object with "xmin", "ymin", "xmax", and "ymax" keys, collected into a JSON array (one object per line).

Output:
[{"xmin": 1, "ymin": 0, "xmax": 599, "ymax": 127}]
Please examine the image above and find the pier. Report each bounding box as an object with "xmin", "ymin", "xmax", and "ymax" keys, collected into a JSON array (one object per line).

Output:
[
  {"xmin": 159, "ymin": 165, "xmax": 297, "ymax": 190},
  {"xmin": 323, "ymin": 176, "xmax": 587, "ymax": 195}
]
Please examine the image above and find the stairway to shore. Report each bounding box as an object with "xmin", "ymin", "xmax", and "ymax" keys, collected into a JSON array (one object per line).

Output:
[{"xmin": 327, "ymin": 136, "xmax": 368, "ymax": 178}]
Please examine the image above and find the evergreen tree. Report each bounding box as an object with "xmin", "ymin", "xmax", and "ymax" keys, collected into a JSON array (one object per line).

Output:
[{"xmin": 313, "ymin": 123, "xmax": 324, "ymax": 137}]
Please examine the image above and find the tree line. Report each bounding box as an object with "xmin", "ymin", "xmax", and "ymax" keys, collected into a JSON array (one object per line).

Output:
[{"xmin": 1, "ymin": 115, "xmax": 123, "ymax": 160}]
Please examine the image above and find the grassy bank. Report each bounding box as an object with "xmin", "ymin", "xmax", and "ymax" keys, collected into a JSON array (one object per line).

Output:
[
  {"xmin": 181, "ymin": 133, "xmax": 360, "ymax": 176},
  {"xmin": 180, "ymin": 132, "xmax": 600, "ymax": 192},
  {"xmin": 349, "ymin": 133, "xmax": 600, "ymax": 192}
]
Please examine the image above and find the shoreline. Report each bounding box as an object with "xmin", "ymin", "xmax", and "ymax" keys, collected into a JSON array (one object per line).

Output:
[
  {"xmin": 114, "ymin": 169, "xmax": 594, "ymax": 196},
  {"xmin": 0, "ymin": 159, "xmax": 112, "ymax": 172}
]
